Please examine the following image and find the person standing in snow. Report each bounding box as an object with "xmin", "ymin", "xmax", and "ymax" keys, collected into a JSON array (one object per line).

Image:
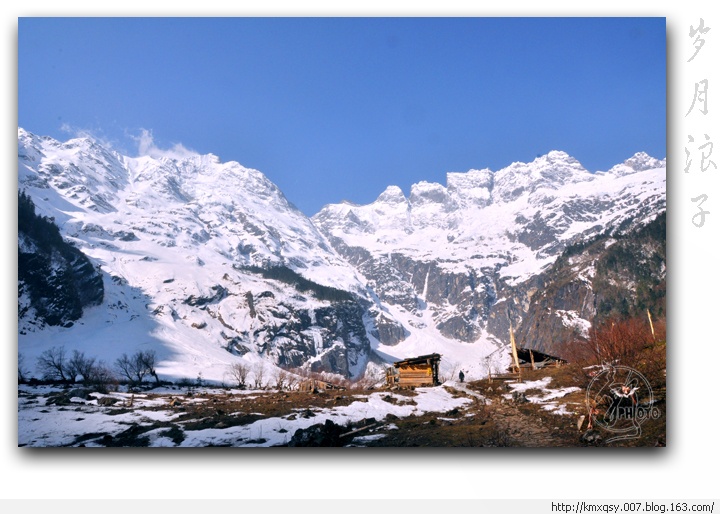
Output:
[{"xmin": 459, "ymin": 370, "xmax": 465, "ymax": 383}]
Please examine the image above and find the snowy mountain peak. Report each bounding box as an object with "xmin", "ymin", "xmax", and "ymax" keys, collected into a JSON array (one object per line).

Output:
[
  {"xmin": 313, "ymin": 148, "xmax": 665, "ymax": 354},
  {"xmin": 525, "ymin": 150, "xmax": 587, "ymax": 175},
  {"xmin": 409, "ymin": 181, "xmax": 448, "ymax": 206},
  {"xmin": 376, "ymin": 185, "xmax": 408, "ymax": 204},
  {"xmin": 446, "ymin": 168, "xmax": 493, "ymax": 208},
  {"xmin": 17, "ymin": 128, "xmax": 366, "ymax": 292},
  {"xmin": 608, "ymin": 152, "xmax": 666, "ymax": 175},
  {"xmin": 446, "ymin": 168, "xmax": 493, "ymax": 190},
  {"xmin": 542, "ymin": 149, "xmax": 581, "ymax": 165},
  {"xmin": 492, "ymin": 151, "xmax": 590, "ymax": 203}
]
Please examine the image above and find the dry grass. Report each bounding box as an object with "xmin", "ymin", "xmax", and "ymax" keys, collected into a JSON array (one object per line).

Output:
[{"xmin": 21, "ymin": 359, "xmax": 665, "ymax": 447}]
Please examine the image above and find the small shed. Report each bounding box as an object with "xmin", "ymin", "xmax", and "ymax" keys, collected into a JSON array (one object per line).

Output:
[
  {"xmin": 515, "ymin": 348, "xmax": 566, "ymax": 369},
  {"xmin": 386, "ymin": 353, "xmax": 441, "ymax": 388},
  {"xmin": 297, "ymin": 378, "xmax": 345, "ymax": 393}
]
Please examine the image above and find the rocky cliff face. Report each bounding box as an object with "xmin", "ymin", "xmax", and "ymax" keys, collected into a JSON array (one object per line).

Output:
[
  {"xmin": 18, "ymin": 191, "xmax": 104, "ymax": 330},
  {"xmin": 513, "ymin": 212, "xmax": 666, "ymax": 357}
]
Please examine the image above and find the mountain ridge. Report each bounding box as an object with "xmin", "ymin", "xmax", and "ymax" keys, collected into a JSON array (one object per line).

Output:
[{"xmin": 17, "ymin": 128, "xmax": 666, "ymax": 384}]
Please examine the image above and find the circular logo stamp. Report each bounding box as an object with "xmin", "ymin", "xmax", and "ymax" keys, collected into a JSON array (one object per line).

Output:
[{"xmin": 585, "ymin": 365, "xmax": 660, "ymax": 443}]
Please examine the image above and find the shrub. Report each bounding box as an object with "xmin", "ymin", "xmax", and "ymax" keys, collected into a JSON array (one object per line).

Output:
[
  {"xmin": 562, "ymin": 315, "xmax": 666, "ymax": 389},
  {"xmin": 85, "ymin": 361, "xmax": 118, "ymax": 393}
]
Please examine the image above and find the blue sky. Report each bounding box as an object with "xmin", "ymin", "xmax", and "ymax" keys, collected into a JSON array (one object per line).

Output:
[{"xmin": 18, "ymin": 17, "xmax": 666, "ymax": 216}]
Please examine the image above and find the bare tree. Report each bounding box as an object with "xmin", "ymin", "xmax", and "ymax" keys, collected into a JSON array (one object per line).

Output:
[
  {"xmin": 67, "ymin": 350, "xmax": 97, "ymax": 383},
  {"xmin": 37, "ymin": 346, "xmax": 69, "ymax": 382},
  {"xmin": 482, "ymin": 356, "xmax": 493, "ymax": 381},
  {"xmin": 138, "ymin": 350, "xmax": 160, "ymax": 384},
  {"xmin": 115, "ymin": 351, "xmax": 149, "ymax": 385},
  {"xmin": 285, "ymin": 371, "xmax": 299, "ymax": 391},
  {"xmin": 252, "ymin": 362, "xmax": 265, "ymax": 390},
  {"xmin": 115, "ymin": 353, "xmax": 133, "ymax": 384},
  {"xmin": 439, "ymin": 362, "xmax": 458, "ymax": 384},
  {"xmin": 227, "ymin": 362, "xmax": 250, "ymax": 388},
  {"xmin": 275, "ymin": 369, "xmax": 290, "ymax": 391}
]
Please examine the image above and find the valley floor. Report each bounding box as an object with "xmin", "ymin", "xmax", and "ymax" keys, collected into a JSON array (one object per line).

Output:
[{"xmin": 17, "ymin": 367, "xmax": 666, "ymax": 448}]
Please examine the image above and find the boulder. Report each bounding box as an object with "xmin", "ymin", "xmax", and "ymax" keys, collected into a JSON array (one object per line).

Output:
[{"xmin": 287, "ymin": 420, "xmax": 345, "ymax": 447}]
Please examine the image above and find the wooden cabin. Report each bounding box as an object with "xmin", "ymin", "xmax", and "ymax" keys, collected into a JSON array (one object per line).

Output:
[{"xmin": 386, "ymin": 353, "xmax": 441, "ymax": 388}]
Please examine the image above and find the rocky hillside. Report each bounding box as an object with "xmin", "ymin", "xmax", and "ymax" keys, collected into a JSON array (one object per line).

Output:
[{"xmin": 513, "ymin": 212, "xmax": 666, "ymax": 357}]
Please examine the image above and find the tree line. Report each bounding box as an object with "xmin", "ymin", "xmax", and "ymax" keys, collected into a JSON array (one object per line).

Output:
[{"xmin": 19, "ymin": 347, "xmax": 160, "ymax": 390}]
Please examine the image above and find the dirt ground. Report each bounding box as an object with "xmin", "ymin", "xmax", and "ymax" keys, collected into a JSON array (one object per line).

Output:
[{"xmin": 18, "ymin": 365, "xmax": 666, "ymax": 447}]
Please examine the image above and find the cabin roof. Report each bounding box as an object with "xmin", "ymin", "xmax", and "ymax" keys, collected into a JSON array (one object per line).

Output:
[
  {"xmin": 516, "ymin": 347, "xmax": 566, "ymax": 363},
  {"xmin": 393, "ymin": 353, "xmax": 441, "ymax": 368}
]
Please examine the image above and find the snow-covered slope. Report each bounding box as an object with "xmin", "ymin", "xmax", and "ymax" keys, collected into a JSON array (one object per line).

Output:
[
  {"xmin": 17, "ymin": 128, "xmax": 665, "ymax": 384},
  {"xmin": 18, "ymin": 128, "xmax": 363, "ymax": 292},
  {"xmin": 18, "ymin": 128, "xmax": 375, "ymax": 383}
]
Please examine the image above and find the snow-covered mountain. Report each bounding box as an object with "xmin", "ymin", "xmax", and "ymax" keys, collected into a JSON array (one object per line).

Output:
[
  {"xmin": 18, "ymin": 128, "xmax": 378, "ymax": 383},
  {"xmin": 17, "ymin": 128, "xmax": 666, "ymax": 384},
  {"xmin": 312, "ymin": 150, "xmax": 666, "ymax": 361}
]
